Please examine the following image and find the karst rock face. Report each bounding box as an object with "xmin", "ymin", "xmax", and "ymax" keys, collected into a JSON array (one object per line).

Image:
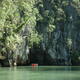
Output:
[
  {"xmin": 15, "ymin": 26, "xmax": 30, "ymax": 65},
  {"xmin": 0, "ymin": 0, "xmax": 80, "ymax": 66},
  {"xmin": 30, "ymin": 0, "xmax": 80, "ymax": 65}
]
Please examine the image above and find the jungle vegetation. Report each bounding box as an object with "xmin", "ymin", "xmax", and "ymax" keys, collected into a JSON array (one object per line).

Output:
[{"xmin": 0, "ymin": 0, "xmax": 80, "ymax": 66}]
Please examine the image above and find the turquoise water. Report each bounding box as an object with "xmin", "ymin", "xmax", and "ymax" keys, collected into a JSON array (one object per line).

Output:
[{"xmin": 0, "ymin": 66, "xmax": 80, "ymax": 80}]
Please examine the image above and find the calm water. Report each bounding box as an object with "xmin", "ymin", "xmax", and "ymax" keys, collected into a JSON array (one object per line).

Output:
[{"xmin": 0, "ymin": 66, "xmax": 80, "ymax": 80}]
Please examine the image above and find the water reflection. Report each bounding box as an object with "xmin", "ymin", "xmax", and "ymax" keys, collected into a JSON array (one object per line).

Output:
[{"xmin": 0, "ymin": 66, "xmax": 80, "ymax": 80}]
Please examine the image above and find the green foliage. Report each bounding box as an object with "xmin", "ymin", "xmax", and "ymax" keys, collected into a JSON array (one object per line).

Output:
[
  {"xmin": 0, "ymin": 0, "xmax": 80, "ymax": 65},
  {"xmin": 6, "ymin": 33, "xmax": 22, "ymax": 50},
  {"xmin": 28, "ymin": 30, "xmax": 42, "ymax": 47},
  {"xmin": 0, "ymin": 0, "xmax": 41, "ymax": 57},
  {"xmin": 47, "ymin": 24, "xmax": 55, "ymax": 32}
]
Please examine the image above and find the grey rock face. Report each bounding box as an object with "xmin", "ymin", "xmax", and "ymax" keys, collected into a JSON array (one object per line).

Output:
[{"xmin": 36, "ymin": 1, "xmax": 80, "ymax": 65}]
